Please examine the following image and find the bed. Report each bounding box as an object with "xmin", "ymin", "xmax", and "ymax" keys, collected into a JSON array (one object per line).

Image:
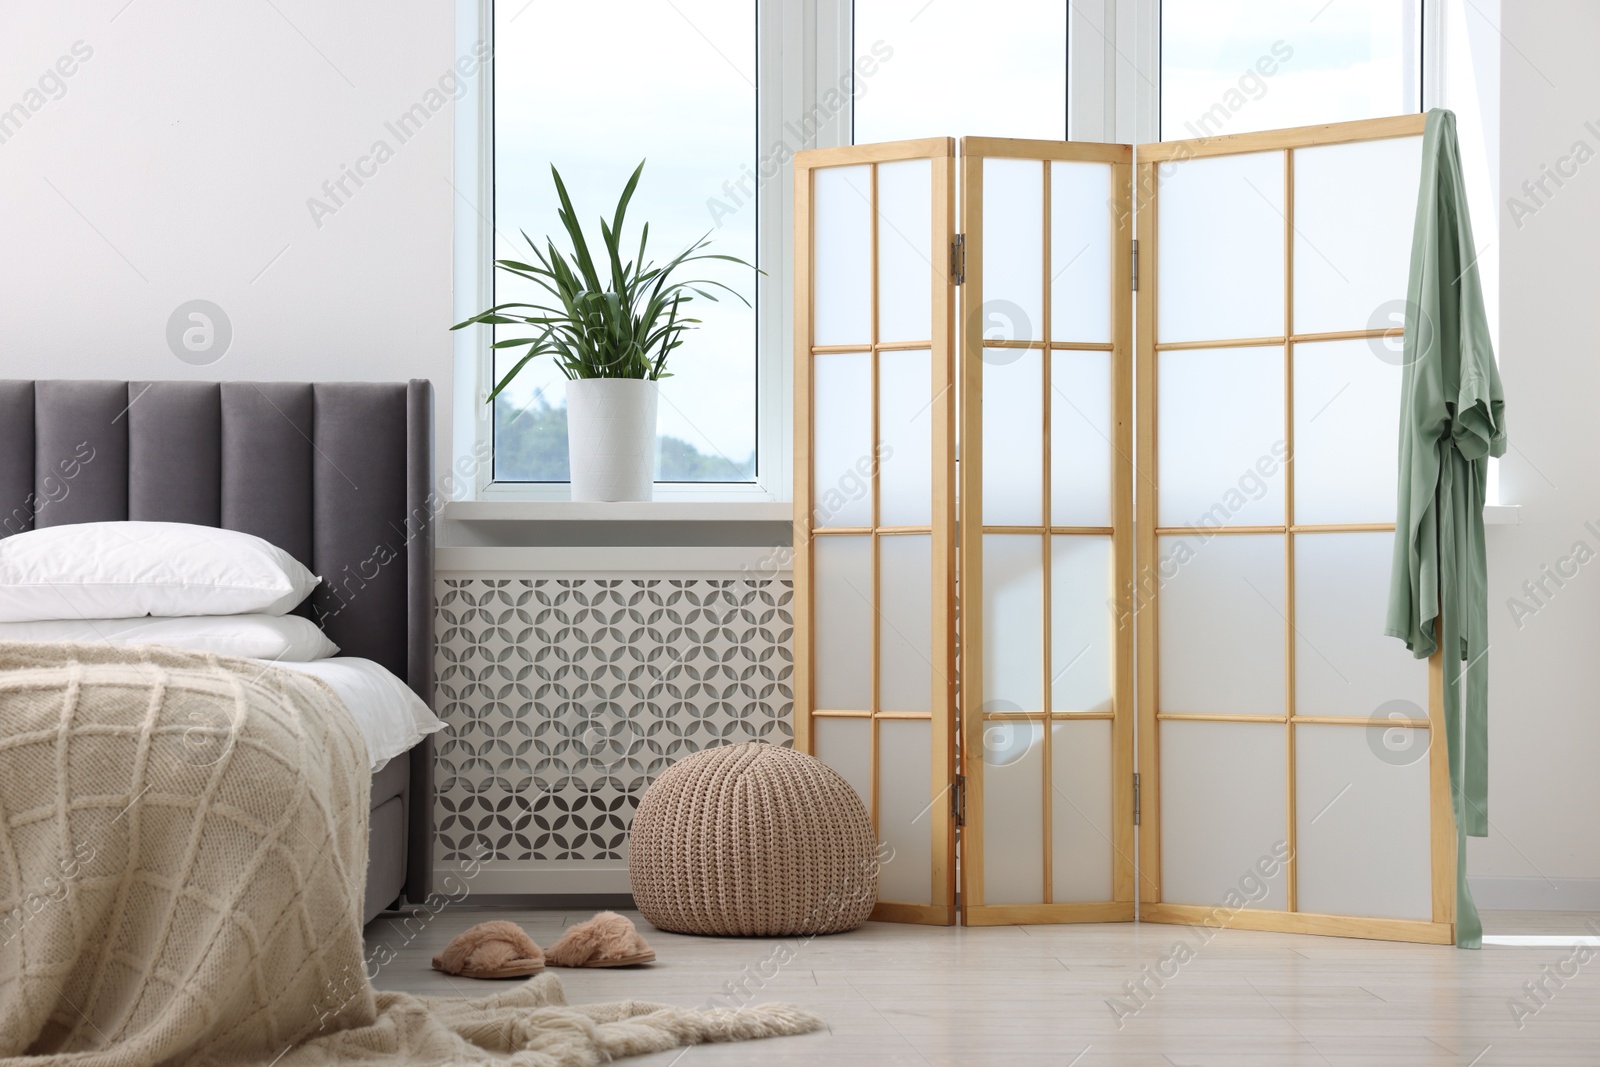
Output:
[{"xmin": 0, "ymin": 379, "xmax": 434, "ymax": 923}]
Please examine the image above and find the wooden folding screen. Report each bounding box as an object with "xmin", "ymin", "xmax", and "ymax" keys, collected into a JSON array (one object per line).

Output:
[{"xmin": 794, "ymin": 116, "xmax": 1454, "ymax": 943}]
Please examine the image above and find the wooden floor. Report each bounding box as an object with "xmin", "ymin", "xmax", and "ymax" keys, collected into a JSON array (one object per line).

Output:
[{"xmin": 368, "ymin": 907, "xmax": 1600, "ymax": 1065}]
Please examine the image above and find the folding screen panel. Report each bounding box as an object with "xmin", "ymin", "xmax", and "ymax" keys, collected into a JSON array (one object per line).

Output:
[
  {"xmin": 793, "ymin": 138, "xmax": 959, "ymax": 925},
  {"xmin": 957, "ymin": 139, "xmax": 1136, "ymax": 925},
  {"xmin": 1134, "ymin": 115, "xmax": 1455, "ymax": 943}
]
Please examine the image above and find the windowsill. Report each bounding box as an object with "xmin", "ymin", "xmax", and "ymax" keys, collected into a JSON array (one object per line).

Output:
[
  {"xmin": 448, "ymin": 501, "xmax": 1518, "ymax": 525},
  {"xmin": 447, "ymin": 500, "xmax": 1518, "ymax": 525},
  {"xmin": 442, "ymin": 500, "xmax": 793, "ymax": 523}
]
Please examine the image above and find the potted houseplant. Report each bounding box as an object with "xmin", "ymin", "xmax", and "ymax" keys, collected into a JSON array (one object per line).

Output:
[{"xmin": 453, "ymin": 161, "xmax": 757, "ymax": 501}]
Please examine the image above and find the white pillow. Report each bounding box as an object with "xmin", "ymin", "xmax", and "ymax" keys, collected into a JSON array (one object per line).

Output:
[
  {"xmin": 0, "ymin": 521, "xmax": 321, "ymax": 622},
  {"xmin": 0, "ymin": 614, "xmax": 339, "ymax": 660}
]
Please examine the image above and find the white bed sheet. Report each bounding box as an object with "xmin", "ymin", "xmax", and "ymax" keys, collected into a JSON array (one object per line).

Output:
[{"xmin": 271, "ymin": 657, "xmax": 444, "ymax": 771}]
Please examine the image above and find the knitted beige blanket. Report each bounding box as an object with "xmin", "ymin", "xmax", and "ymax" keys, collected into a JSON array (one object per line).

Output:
[{"xmin": 0, "ymin": 643, "xmax": 819, "ymax": 1066}]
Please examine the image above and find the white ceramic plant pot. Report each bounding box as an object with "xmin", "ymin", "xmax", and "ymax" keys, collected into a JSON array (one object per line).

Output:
[{"xmin": 565, "ymin": 378, "xmax": 658, "ymax": 502}]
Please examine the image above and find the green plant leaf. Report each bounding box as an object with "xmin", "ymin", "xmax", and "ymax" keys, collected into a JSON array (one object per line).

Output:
[{"xmin": 462, "ymin": 159, "xmax": 757, "ymax": 393}]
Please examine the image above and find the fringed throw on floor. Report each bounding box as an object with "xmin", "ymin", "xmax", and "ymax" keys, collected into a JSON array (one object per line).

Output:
[{"xmin": 0, "ymin": 642, "xmax": 820, "ymax": 1066}]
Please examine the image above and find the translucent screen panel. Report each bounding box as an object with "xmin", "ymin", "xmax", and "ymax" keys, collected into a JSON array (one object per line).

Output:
[
  {"xmin": 982, "ymin": 349, "xmax": 1043, "ymax": 526},
  {"xmin": 1293, "ymin": 136, "xmax": 1423, "ymax": 336},
  {"xmin": 878, "ymin": 348, "xmax": 933, "ymax": 527},
  {"xmin": 1050, "ymin": 351, "xmax": 1113, "ymax": 528},
  {"xmin": 982, "ymin": 535, "xmax": 1044, "ymax": 711},
  {"xmin": 1158, "ymin": 534, "xmax": 1285, "ymax": 716},
  {"xmin": 1295, "ymin": 724, "xmax": 1432, "ymax": 920},
  {"xmin": 1157, "ymin": 150, "xmax": 1285, "ymax": 344},
  {"xmin": 879, "ymin": 535, "xmax": 934, "ymax": 712},
  {"xmin": 812, "ymin": 535, "xmax": 872, "ymax": 710},
  {"xmin": 813, "ymin": 716, "xmax": 872, "ymax": 815},
  {"xmin": 878, "ymin": 718, "xmax": 934, "ymax": 904},
  {"xmin": 981, "ymin": 158, "xmax": 1044, "ymax": 342},
  {"xmin": 813, "ymin": 165, "xmax": 872, "ymax": 346},
  {"xmin": 980, "ymin": 718, "xmax": 1044, "ymax": 904},
  {"xmin": 811, "ymin": 351, "xmax": 873, "ymax": 528},
  {"xmin": 1051, "ymin": 535, "xmax": 1114, "ymax": 713},
  {"xmin": 1049, "ymin": 161, "xmax": 1113, "ymax": 344},
  {"xmin": 1051, "ymin": 719, "xmax": 1113, "ymax": 902},
  {"xmin": 1159, "ymin": 720, "xmax": 1288, "ymax": 910},
  {"xmin": 1157, "ymin": 347, "xmax": 1285, "ymax": 528},
  {"xmin": 1293, "ymin": 339, "xmax": 1402, "ymax": 525},
  {"xmin": 1294, "ymin": 532, "xmax": 1427, "ymax": 718},
  {"xmin": 876, "ymin": 158, "xmax": 934, "ymax": 344}
]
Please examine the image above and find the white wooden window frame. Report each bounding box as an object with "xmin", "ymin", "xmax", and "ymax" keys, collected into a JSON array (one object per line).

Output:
[
  {"xmin": 1067, "ymin": 1, "xmax": 1469, "ymax": 141},
  {"xmin": 1093, "ymin": 0, "xmax": 1502, "ymax": 508},
  {"xmin": 452, "ymin": 0, "xmax": 853, "ymax": 504}
]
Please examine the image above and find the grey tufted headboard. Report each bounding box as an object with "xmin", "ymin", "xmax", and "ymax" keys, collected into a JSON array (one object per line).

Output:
[{"xmin": 0, "ymin": 378, "xmax": 435, "ymax": 903}]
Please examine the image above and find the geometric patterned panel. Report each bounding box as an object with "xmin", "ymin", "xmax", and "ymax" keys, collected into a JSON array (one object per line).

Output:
[{"xmin": 434, "ymin": 577, "xmax": 794, "ymax": 865}]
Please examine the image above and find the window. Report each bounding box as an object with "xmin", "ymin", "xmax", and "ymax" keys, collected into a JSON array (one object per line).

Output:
[
  {"xmin": 464, "ymin": 0, "xmax": 1488, "ymax": 501},
  {"xmin": 1160, "ymin": 0, "xmax": 1422, "ymax": 140},
  {"xmin": 491, "ymin": 1, "xmax": 757, "ymax": 484},
  {"xmin": 853, "ymin": 0, "xmax": 1068, "ymax": 143},
  {"xmin": 1154, "ymin": 0, "xmax": 1501, "ymax": 508}
]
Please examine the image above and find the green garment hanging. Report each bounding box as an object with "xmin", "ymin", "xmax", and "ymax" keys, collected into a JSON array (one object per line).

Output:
[{"xmin": 1385, "ymin": 108, "xmax": 1506, "ymax": 950}]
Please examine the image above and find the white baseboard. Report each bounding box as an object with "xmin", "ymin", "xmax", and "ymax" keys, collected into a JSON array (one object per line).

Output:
[
  {"xmin": 428, "ymin": 870, "xmax": 1596, "ymax": 912},
  {"xmin": 435, "ymin": 864, "xmax": 632, "ymax": 897},
  {"xmin": 1469, "ymin": 876, "xmax": 1600, "ymax": 911}
]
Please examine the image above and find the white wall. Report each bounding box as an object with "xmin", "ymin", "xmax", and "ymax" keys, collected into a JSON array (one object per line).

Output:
[
  {"xmin": 1475, "ymin": 0, "xmax": 1600, "ymax": 899},
  {"xmin": 2, "ymin": 0, "xmax": 1593, "ymax": 902},
  {"xmin": 0, "ymin": 0, "xmax": 457, "ymax": 480}
]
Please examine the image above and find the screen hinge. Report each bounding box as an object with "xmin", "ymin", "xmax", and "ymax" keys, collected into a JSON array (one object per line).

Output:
[
  {"xmin": 951, "ymin": 234, "xmax": 966, "ymax": 285},
  {"xmin": 1133, "ymin": 772, "xmax": 1141, "ymax": 825},
  {"xmin": 1131, "ymin": 238, "xmax": 1140, "ymax": 292},
  {"xmin": 952, "ymin": 774, "xmax": 966, "ymax": 826}
]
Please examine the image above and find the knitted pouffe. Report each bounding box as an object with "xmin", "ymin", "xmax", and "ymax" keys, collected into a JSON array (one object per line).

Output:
[{"xmin": 628, "ymin": 742, "xmax": 878, "ymax": 936}]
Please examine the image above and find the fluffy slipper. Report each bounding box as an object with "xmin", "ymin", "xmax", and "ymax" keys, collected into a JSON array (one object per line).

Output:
[
  {"xmin": 431, "ymin": 920, "xmax": 545, "ymax": 978},
  {"xmin": 546, "ymin": 911, "xmax": 657, "ymax": 968}
]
